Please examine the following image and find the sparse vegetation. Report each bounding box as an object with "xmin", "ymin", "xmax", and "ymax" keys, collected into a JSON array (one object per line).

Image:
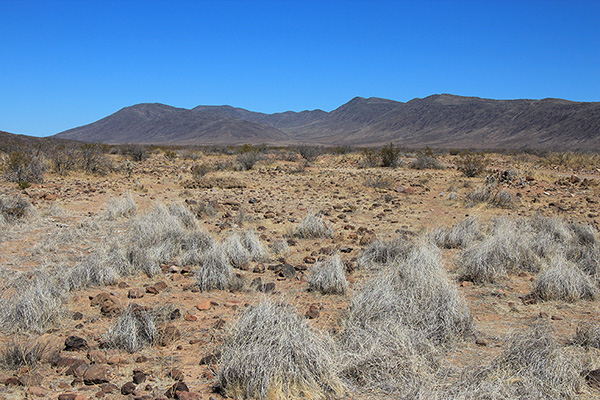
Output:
[
  {"xmin": 455, "ymin": 151, "xmax": 489, "ymax": 177},
  {"xmin": 380, "ymin": 143, "xmax": 402, "ymax": 168},
  {"xmin": 430, "ymin": 215, "xmax": 483, "ymax": 249},
  {"xmin": 410, "ymin": 147, "xmax": 443, "ymax": 170},
  {"xmin": 0, "ymin": 339, "xmax": 44, "ymax": 370},
  {"xmin": 104, "ymin": 305, "xmax": 158, "ymax": 353},
  {"xmin": 308, "ymin": 254, "xmax": 348, "ymax": 295},
  {"xmin": 532, "ymin": 257, "xmax": 598, "ymax": 302},
  {"xmin": 293, "ymin": 212, "xmax": 334, "ymax": 239},
  {"xmin": 217, "ymin": 299, "xmax": 344, "ymax": 400}
]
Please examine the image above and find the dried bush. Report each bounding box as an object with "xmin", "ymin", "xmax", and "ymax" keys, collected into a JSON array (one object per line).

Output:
[
  {"xmin": 573, "ymin": 321, "xmax": 600, "ymax": 349},
  {"xmin": 532, "ymin": 257, "xmax": 598, "ymax": 302},
  {"xmin": 270, "ymin": 238, "xmax": 289, "ymax": 256},
  {"xmin": 409, "ymin": 148, "xmax": 443, "ymax": 170},
  {"xmin": 105, "ymin": 193, "xmax": 137, "ymax": 220},
  {"xmin": 236, "ymin": 152, "xmax": 261, "ymax": 170},
  {"xmin": 338, "ymin": 242, "xmax": 472, "ymax": 394},
  {"xmin": 224, "ymin": 233, "xmax": 251, "ymax": 269},
  {"xmin": 104, "ymin": 305, "xmax": 158, "ymax": 353},
  {"xmin": 195, "ymin": 246, "xmax": 235, "ymax": 291},
  {"xmin": 0, "ymin": 339, "xmax": 44, "ymax": 370},
  {"xmin": 0, "ymin": 195, "xmax": 35, "ymax": 223},
  {"xmin": 363, "ymin": 174, "xmax": 395, "ymax": 189},
  {"xmin": 296, "ymin": 144, "xmax": 322, "ymax": 162},
  {"xmin": 359, "ymin": 148, "xmax": 380, "ymax": 168},
  {"xmin": 0, "ymin": 271, "xmax": 66, "ymax": 333},
  {"xmin": 308, "ymin": 254, "xmax": 348, "ymax": 295},
  {"xmin": 444, "ymin": 323, "xmax": 585, "ymax": 400},
  {"xmin": 217, "ymin": 300, "xmax": 344, "ymax": 400},
  {"xmin": 454, "ymin": 152, "xmax": 488, "ymax": 177},
  {"xmin": 356, "ymin": 236, "xmax": 413, "ymax": 269},
  {"xmin": 293, "ymin": 212, "xmax": 334, "ymax": 239},
  {"xmin": 459, "ymin": 218, "xmax": 540, "ymax": 283},
  {"xmin": 466, "ymin": 185, "xmax": 515, "ymax": 208},
  {"xmin": 191, "ymin": 163, "xmax": 211, "ymax": 180},
  {"xmin": 380, "ymin": 143, "xmax": 402, "ymax": 168},
  {"xmin": 2, "ymin": 150, "xmax": 46, "ymax": 184},
  {"xmin": 430, "ymin": 215, "xmax": 483, "ymax": 249},
  {"xmin": 50, "ymin": 144, "xmax": 78, "ymax": 176},
  {"xmin": 79, "ymin": 143, "xmax": 110, "ymax": 175}
]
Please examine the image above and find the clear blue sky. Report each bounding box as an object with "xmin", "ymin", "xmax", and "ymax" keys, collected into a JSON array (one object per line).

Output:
[{"xmin": 1, "ymin": 0, "xmax": 599, "ymax": 137}]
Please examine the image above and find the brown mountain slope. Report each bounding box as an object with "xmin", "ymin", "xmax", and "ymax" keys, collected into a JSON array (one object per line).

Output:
[
  {"xmin": 55, "ymin": 103, "xmax": 293, "ymax": 145},
  {"xmin": 53, "ymin": 95, "xmax": 600, "ymax": 150}
]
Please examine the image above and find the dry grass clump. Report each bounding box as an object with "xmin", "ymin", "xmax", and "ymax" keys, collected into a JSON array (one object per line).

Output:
[
  {"xmin": 443, "ymin": 323, "xmax": 586, "ymax": 400},
  {"xmin": 270, "ymin": 238, "xmax": 289, "ymax": 256},
  {"xmin": 0, "ymin": 271, "xmax": 66, "ymax": 333},
  {"xmin": 356, "ymin": 236, "xmax": 413, "ymax": 269},
  {"xmin": 459, "ymin": 217, "xmax": 540, "ymax": 283},
  {"xmin": 105, "ymin": 193, "xmax": 137, "ymax": 220},
  {"xmin": 0, "ymin": 339, "xmax": 44, "ymax": 370},
  {"xmin": 573, "ymin": 321, "xmax": 600, "ymax": 349},
  {"xmin": 532, "ymin": 257, "xmax": 598, "ymax": 302},
  {"xmin": 338, "ymin": 242, "xmax": 473, "ymax": 394},
  {"xmin": 195, "ymin": 246, "xmax": 236, "ymax": 291},
  {"xmin": 293, "ymin": 212, "xmax": 334, "ymax": 239},
  {"xmin": 224, "ymin": 233, "xmax": 251, "ymax": 268},
  {"xmin": 0, "ymin": 195, "xmax": 35, "ymax": 224},
  {"xmin": 104, "ymin": 305, "xmax": 158, "ymax": 353},
  {"xmin": 430, "ymin": 215, "xmax": 483, "ymax": 249},
  {"xmin": 180, "ymin": 230, "xmax": 215, "ymax": 266},
  {"xmin": 466, "ymin": 185, "xmax": 515, "ymax": 208},
  {"xmin": 217, "ymin": 299, "xmax": 344, "ymax": 400},
  {"xmin": 240, "ymin": 229, "xmax": 268, "ymax": 261},
  {"xmin": 308, "ymin": 254, "xmax": 348, "ymax": 295}
]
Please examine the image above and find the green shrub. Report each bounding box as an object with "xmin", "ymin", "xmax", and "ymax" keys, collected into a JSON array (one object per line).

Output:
[{"xmin": 380, "ymin": 143, "xmax": 401, "ymax": 168}]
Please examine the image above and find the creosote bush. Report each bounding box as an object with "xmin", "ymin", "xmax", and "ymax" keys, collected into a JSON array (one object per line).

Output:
[
  {"xmin": 293, "ymin": 212, "xmax": 334, "ymax": 239},
  {"xmin": 217, "ymin": 299, "xmax": 344, "ymax": 400},
  {"xmin": 2, "ymin": 150, "xmax": 46, "ymax": 184},
  {"xmin": 104, "ymin": 305, "xmax": 158, "ymax": 353},
  {"xmin": 409, "ymin": 147, "xmax": 443, "ymax": 170},
  {"xmin": 308, "ymin": 254, "xmax": 348, "ymax": 295},
  {"xmin": 455, "ymin": 151, "xmax": 489, "ymax": 177}
]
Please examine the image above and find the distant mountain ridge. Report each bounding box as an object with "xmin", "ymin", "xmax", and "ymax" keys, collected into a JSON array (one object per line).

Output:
[{"xmin": 53, "ymin": 94, "xmax": 600, "ymax": 150}]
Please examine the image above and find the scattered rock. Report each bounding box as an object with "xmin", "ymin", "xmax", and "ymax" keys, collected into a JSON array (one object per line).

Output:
[
  {"xmin": 253, "ymin": 263, "xmax": 265, "ymax": 273},
  {"xmin": 177, "ymin": 391, "xmax": 202, "ymax": 400},
  {"xmin": 83, "ymin": 364, "xmax": 110, "ymax": 385},
  {"xmin": 184, "ymin": 312, "xmax": 197, "ymax": 321},
  {"xmin": 87, "ymin": 350, "xmax": 107, "ymax": 364},
  {"xmin": 551, "ymin": 315, "xmax": 563, "ymax": 321},
  {"xmin": 73, "ymin": 312, "xmax": 84, "ymax": 320},
  {"xmin": 169, "ymin": 368, "xmax": 184, "ymax": 381},
  {"xmin": 165, "ymin": 381, "xmax": 189, "ymax": 398},
  {"xmin": 305, "ymin": 303, "xmax": 320, "ymax": 319},
  {"xmin": 155, "ymin": 281, "xmax": 168, "ymax": 291},
  {"xmin": 121, "ymin": 381, "xmax": 137, "ymax": 395},
  {"xmin": 58, "ymin": 394, "xmax": 78, "ymax": 400},
  {"xmin": 65, "ymin": 336, "xmax": 88, "ymax": 351},
  {"xmin": 196, "ymin": 300, "xmax": 211, "ymax": 311},
  {"xmin": 159, "ymin": 325, "xmax": 181, "ymax": 347},
  {"xmin": 128, "ymin": 288, "xmax": 144, "ymax": 299},
  {"xmin": 18, "ymin": 373, "xmax": 43, "ymax": 387},
  {"xmin": 133, "ymin": 371, "xmax": 147, "ymax": 384},
  {"xmin": 475, "ymin": 338, "xmax": 488, "ymax": 346},
  {"xmin": 260, "ymin": 282, "xmax": 276, "ymax": 293},
  {"xmin": 28, "ymin": 385, "xmax": 48, "ymax": 397},
  {"xmin": 145, "ymin": 286, "xmax": 159, "ymax": 295}
]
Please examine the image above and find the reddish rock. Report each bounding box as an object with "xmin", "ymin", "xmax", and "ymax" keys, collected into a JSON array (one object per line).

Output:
[
  {"xmin": 87, "ymin": 350, "xmax": 107, "ymax": 364},
  {"xmin": 19, "ymin": 373, "xmax": 43, "ymax": 386},
  {"xmin": 184, "ymin": 312, "xmax": 197, "ymax": 321},
  {"xmin": 121, "ymin": 381, "xmax": 137, "ymax": 395},
  {"xmin": 155, "ymin": 281, "xmax": 168, "ymax": 291},
  {"xmin": 28, "ymin": 386, "xmax": 49, "ymax": 397},
  {"xmin": 58, "ymin": 394, "xmax": 78, "ymax": 400},
  {"xmin": 195, "ymin": 300, "xmax": 211, "ymax": 311},
  {"xmin": 128, "ymin": 288, "xmax": 144, "ymax": 299},
  {"xmin": 83, "ymin": 364, "xmax": 110, "ymax": 385},
  {"xmin": 145, "ymin": 286, "xmax": 159, "ymax": 295},
  {"xmin": 165, "ymin": 381, "xmax": 189, "ymax": 398}
]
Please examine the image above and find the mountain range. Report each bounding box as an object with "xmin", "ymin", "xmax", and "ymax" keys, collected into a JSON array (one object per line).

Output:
[{"xmin": 52, "ymin": 94, "xmax": 600, "ymax": 150}]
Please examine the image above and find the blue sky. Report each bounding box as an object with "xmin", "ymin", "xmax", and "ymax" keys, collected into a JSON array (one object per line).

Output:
[{"xmin": 1, "ymin": 0, "xmax": 599, "ymax": 137}]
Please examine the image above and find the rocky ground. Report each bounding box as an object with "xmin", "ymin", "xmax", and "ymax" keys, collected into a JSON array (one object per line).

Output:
[{"xmin": 1, "ymin": 149, "xmax": 600, "ymax": 399}]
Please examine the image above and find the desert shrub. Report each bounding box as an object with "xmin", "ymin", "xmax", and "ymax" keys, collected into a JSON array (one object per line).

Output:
[
  {"xmin": 0, "ymin": 339, "xmax": 44, "ymax": 370},
  {"xmin": 532, "ymin": 257, "xmax": 598, "ymax": 302},
  {"xmin": 270, "ymin": 238, "xmax": 289, "ymax": 256},
  {"xmin": 363, "ymin": 174, "xmax": 395, "ymax": 189},
  {"xmin": 444, "ymin": 323, "xmax": 585, "ymax": 400},
  {"xmin": 105, "ymin": 193, "xmax": 137, "ymax": 220},
  {"xmin": 167, "ymin": 203, "xmax": 198, "ymax": 230},
  {"xmin": 466, "ymin": 185, "xmax": 515, "ymax": 208},
  {"xmin": 379, "ymin": 143, "xmax": 402, "ymax": 168},
  {"xmin": 308, "ymin": 254, "xmax": 348, "ymax": 295},
  {"xmin": 50, "ymin": 144, "xmax": 79, "ymax": 176},
  {"xmin": 0, "ymin": 195, "xmax": 35, "ymax": 223},
  {"xmin": 79, "ymin": 143, "xmax": 110, "ymax": 175},
  {"xmin": 104, "ymin": 305, "xmax": 158, "ymax": 353},
  {"xmin": 573, "ymin": 321, "xmax": 600, "ymax": 349},
  {"xmin": 409, "ymin": 147, "xmax": 443, "ymax": 170},
  {"xmin": 359, "ymin": 148, "xmax": 380, "ymax": 168},
  {"xmin": 121, "ymin": 144, "xmax": 149, "ymax": 162},
  {"xmin": 224, "ymin": 233, "xmax": 251, "ymax": 269},
  {"xmin": 236, "ymin": 152, "xmax": 261, "ymax": 170},
  {"xmin": 195, "ymin": 246, "xmax": 235, "ymax": 291},
  {"xmin": 356, "ymin": 236, "xmax": 413, "ymax": 269},
  {"xmin": 539, "ymin": 151, "xmax": 600, "ymax": 170},
  {"xmin": 0, "ymin": 271, "xmax": 66, "ymax": 333},
  {"xmin": 217, "ymin": 300, "xmax": 344, "ymax": 400},
  {"xmin": 191, "ymin": 163, "xmax": 211, "ymax": 179},
  {"xmin": 459, "ymin": 217, "xmax": 541, "ymax": 283},
  {"xmin": 338, "ymin": 242, "xmax": 472, "ymax": 394},
  {"xmin": 455, "ymin": 152, "xmax": 489, "ymax": 177},
  {"xmin": 3, "ymin": 150, "xmax": 46, "ymax": 184},
  {"xmin": 240, "ymin": 229, "xmax": 267, "ymax": 261},
  {"xmin": 163, "ymin": 149, "xmax": 177, "ymax": 160},
  {"xmin": 293, "ymin": 212, "xmax": 334, "ymax": 239},
  {"xmin": 296, "ymin": 144, "xmax": 321, "ymax": 163},
  {"xmin": 180, "ymin": 230, "xmax": 215, "ymax": 265},
  {"xmin": 430, "ymin": 215, "xmax": 483, "ymax": 249}
]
